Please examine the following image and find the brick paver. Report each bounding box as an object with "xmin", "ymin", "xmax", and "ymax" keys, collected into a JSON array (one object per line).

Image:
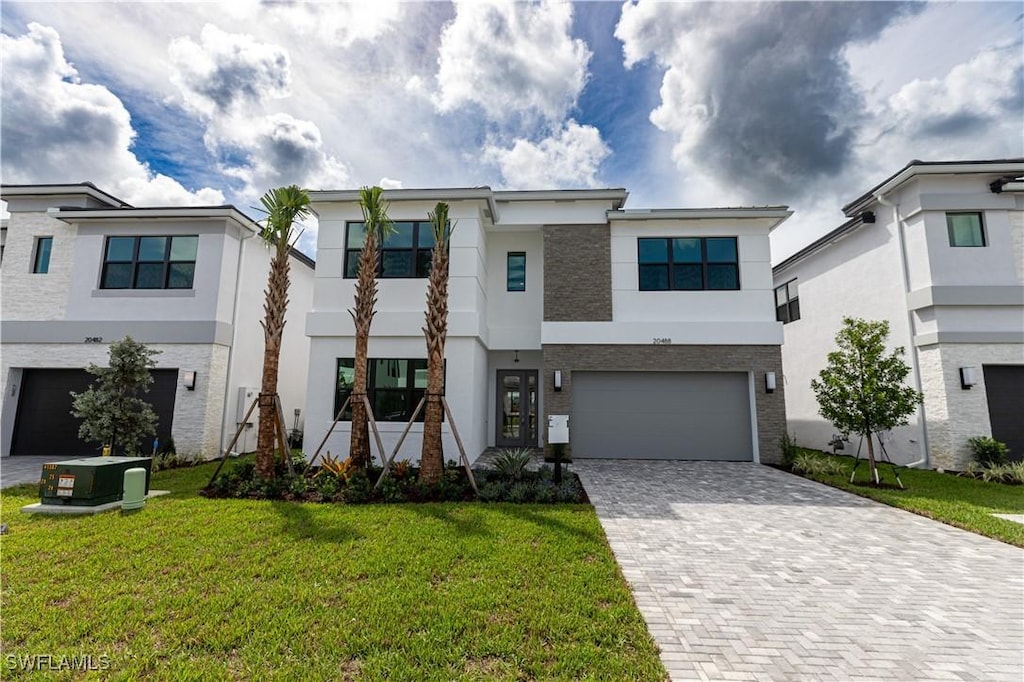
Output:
[{"xmin": 576, "ymin": 460, "xmax": 1024, "ymax": 682}]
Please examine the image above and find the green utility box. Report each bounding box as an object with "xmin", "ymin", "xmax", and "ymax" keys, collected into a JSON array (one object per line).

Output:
[{"xmin": 39, "ymin": 457, "xmax": 152, "ymax": 506}]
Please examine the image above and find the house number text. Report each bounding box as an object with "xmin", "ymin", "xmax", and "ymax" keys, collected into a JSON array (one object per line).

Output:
[
  {"xmin": 652, "ymin": 337, "xmax": 672, "ymax": 345},
  {"xmin": 84, "ymin": 337, "xmax": 103, "ymax": 343}
]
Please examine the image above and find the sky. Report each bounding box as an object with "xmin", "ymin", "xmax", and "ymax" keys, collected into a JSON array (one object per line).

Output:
[{"xmin": 1, "ymin": 1, "xmax": 1021, "ymax": 260}]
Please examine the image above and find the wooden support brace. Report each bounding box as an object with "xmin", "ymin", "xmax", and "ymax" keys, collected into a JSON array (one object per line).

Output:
[
  {"xmin": 374, "ymin": 395, "xmax": 426, "ymax": 491},
  {"xmin": 441, "ymin": 397, "xmax": 478, "ymax": 495},
  {"xmin": 207, "ymin": 397, "xmax": 259, "ymax": 486},
  {"xmin": 307, "ymin": 395, "xmax": 351, "ymax": 468}
]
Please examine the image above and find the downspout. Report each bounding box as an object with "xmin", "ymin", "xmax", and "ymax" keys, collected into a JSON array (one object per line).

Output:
[
  {"xmin": 874, "ymin": 191, "xmax": 929, "ymax": 468},
  {"xmin": 218, "ymin": 223, "xmax": 256, "ymax": 456}
]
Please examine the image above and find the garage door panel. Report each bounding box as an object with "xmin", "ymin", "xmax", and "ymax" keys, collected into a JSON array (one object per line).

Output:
[
  {"xmin": 571, "ymin": 371, "xmax": 753, "ymax": 461},
  {"xmin": 984, "ymin": 365, "xmax": 1024, "ymax": 462}
]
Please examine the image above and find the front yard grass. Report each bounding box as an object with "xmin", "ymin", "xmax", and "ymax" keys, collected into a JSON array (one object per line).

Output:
[
  {"xmin": 790, "ymin": 449, "xmax": 1024, "ymax": 547},
  {"xmin": 0, "ymin": 461, "xmax": 666, "ymax": 681}
]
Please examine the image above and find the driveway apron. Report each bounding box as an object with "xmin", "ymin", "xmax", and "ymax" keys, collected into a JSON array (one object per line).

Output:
[{"xmin": 575, "ymin": 460, "xmax": 1023, "ymax": 682}]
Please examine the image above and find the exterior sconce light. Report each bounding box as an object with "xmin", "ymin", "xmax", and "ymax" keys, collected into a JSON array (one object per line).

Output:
[
  {"xmin": 765, "ymin": 372, "xmax": 776, "ymax": 394},
  {"xmin": 959, "ymin": 366, "xmax": 977, "ymax": 390},
  {"xmin": 183, "ymin": 371, "xmax": 197, "ymax": 391},
  {"xmin": 513, "ymin": 350, "xmax": 520, "ymax": 364},
  {"xmin": 554, "ymin": 370, "xmax": 562, "ymax": 392}
]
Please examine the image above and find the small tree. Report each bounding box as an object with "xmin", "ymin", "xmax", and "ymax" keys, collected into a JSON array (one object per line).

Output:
[
  {"xmin": 71, "ymin": 336, "xmax": 161, "ymax": 456},
  {"xmin": 811, "ymin": 317, "xmax": 923, "ymax": 484}
]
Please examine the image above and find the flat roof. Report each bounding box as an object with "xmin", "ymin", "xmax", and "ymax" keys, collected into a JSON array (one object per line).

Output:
[{"xmin": 1, "ymin": 182, "xmax": 131, "ymax": 208}]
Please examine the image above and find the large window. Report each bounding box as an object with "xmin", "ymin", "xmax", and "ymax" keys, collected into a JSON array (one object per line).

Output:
[
  {"xmin": 344, "ymin": 221, "xmax": 445, "ymax": 279},
  {"xmin": 101, "ymin": 235, "xmax": 198, "ymax": 289},
  {"xmin": 638, "ymin": 237, "xmax": 739, "ymax": 291},
  {"xmin": 946, "ymin": 212, "xmax": 986, "ymax": 247},
  {"xmin": 335, "ymin": 358, "xmax": 444, "ymax": 422},
  {"xmin": 775, "ymin": 279, "xmax": 800, "ymax": 323},
  {"xmin": 32, "ymin": 237, "xmax": 53, "ymax": 274},
  {"xmin": 507, "ymin": 252, "xmax": 526, "ymax": 291}
]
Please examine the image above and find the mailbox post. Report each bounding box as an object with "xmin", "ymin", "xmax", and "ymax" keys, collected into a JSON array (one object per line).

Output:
[{"xmin": 548, "ymin": 415, "xmax": 569, "ymax": 484}]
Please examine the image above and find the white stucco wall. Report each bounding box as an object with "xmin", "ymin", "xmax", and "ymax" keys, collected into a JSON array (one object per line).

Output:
[
  {"xmin": 485, "ymin": 230, "xmax": 543, "ymax": 350},
  {"xmin": 0, "ymin": 211, "xmax": 74, "ymax": 320}
]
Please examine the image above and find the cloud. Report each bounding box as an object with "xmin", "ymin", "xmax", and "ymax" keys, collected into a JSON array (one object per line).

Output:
[
  {"xmin": 168, "ymin": 24, "xmax": 290, "ymax": 116},
  {"xmin": 615, "ymin": 1, "xmax": 921, "ymax": 201},
  {"xmin": 0, "ymin": 23, "xmax": 223, "ymax": 206},
  {"xmin": 435, "ymin": 0, "xmax": 591, "ymax": 123},
  {"xmin": 483, "ymin": 121, "xmax": 610, "ymax": 188}
]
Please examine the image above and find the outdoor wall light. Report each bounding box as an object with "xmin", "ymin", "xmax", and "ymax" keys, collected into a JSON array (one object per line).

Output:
[
  {"xmin": 765, "ymin": 371, "xmax": 776, "ymax": 394},
  {"xmin": 183, "ymin": 371, "xmax": 197, "ymax": 391},
  {"xmin": 513, "ymin": 350, "xmax": 520, "ymax": 363},
  {"xmin": 554, "ymin": 370, "xmax": 562, "ymax": 392},
  {"xmin": 959, "ymin": 366, "xmax": 977, "ymax": 390}
]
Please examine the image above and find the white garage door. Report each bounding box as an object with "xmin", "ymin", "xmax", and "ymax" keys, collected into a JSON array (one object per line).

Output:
[{"xmin": 571, "ymin": 371, "xmax": 753, "ymax": 460}]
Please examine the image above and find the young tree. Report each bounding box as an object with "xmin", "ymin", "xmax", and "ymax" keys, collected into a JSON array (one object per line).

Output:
[
  {"xmin": 255, "ymin": 185, "xmax": 312, "ymax": 479},
  {"xmin": 349, "ymin": 186, "xmax": 394, "ymax": 467},
  {"xmin": 419, "ymin": 202, "xmax": 453, "ymax": 485},
  {"xmin": 811, "ymin": 317, "xmax": 923, "ymax": 484},
  {"xmin": 71, "ymin": 336, "xmax": 161, "ymax": 456}
]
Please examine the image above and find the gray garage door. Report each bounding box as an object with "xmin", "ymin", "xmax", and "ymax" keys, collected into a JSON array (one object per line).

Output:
[{"xmin": 571, "ymin": 371, "xmax": 753, "ymax": 460}]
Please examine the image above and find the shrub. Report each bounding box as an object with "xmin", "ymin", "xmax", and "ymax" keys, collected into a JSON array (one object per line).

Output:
[
  {"xmin": 779, "ymin": 432, "xmax": 799, "ymax": 470},
  {"xmin": 157, "ymin": 436, "xmax": 177, "ymax": 456},
  {"xmin": 493, "ymin": 448, "xmax": 532, "ymax": 480},
  {"xmin": 341, "ymin": 470, "xmax": 373, "ymax": 504},
  {"xmin": 532, "ymin": 480, "xmax": 557, "ymax": 503},
  {"xmin": 967, "ymin": 436, "xmax": 1009, "ymax": 466},
  {"xmin": 980, "ymin": 462, "xmax": 1024, "ymax": 485},
  {"xmin": 792, "ymin": 452, "xmax": 847, "ymax": 477},
  {"xmin": 377, "ymin": 476, "xmax": 405, "ymax": 503},
  {"xmin": 508, "ymin": 481, "xmax": 534, "ymax": 503},
  {"xmin": 477, "ymin": 481, "xmax": 509, "ymax": 502},
  {"xmin": 556, "ymin": 479, "xmax": 584, "ymax": 503}
]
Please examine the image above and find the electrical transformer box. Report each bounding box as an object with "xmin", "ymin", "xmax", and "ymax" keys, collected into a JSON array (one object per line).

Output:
[{"xmin": 39, "ymin": 457, "xmax": 153, "ymax": 506}]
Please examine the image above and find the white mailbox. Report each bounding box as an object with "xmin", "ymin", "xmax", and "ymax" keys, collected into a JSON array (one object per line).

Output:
[{"xmin": 548, "ymin": 414, "xmax": 569, "ymax": 444}]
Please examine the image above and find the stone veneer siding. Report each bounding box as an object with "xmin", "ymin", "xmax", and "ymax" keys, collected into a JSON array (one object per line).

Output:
[
  {"xmin": 542, "ymin": 224, "xmax": 612, "ymax": 321},
  {"xmin": 542, "ymin": 344, "xmax": 786, "ymax": 464}
]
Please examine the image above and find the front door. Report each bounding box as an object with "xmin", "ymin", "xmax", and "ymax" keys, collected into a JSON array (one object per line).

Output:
[{"xmin": 496, "ymin": 370, "xmax": 538, "ymax": 447}]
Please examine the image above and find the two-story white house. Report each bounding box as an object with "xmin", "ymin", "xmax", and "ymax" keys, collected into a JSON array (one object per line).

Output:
[
  {"xmin": 304, "ymin": 187, "xmax": 790, "ymax": 465},
  {"xmin": 773, "ymin": 159, "xmax": 1024, "ymax": 470},
  {"xmin": 1, "ymin": 183, "xmax": 314, "ymax": 459}
]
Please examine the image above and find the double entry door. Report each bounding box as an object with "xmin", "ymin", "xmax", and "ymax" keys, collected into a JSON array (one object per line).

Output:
[{"xmin": 496, "ymin": 370, "xmax": 538, "ymax": 448}]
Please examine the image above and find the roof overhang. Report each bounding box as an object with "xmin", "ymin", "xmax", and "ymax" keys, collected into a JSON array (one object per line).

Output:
[
  {"xmin": 609, "ymin": 206, "xmax": 793, "ymax": 231},
  {"xmin": 1, "ymin": 182, "xmax": 130, "ymax": 208},
  {"xmin": 49, "ymin": 206, "xmax": 261, "ymax": 233},
  {"xmin": 309, "ymin": 187, "xmax": 500, "ymax": 223}
]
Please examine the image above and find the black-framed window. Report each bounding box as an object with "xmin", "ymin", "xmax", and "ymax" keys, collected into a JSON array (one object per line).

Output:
[
  {"xmin": 344, "ymin": 221, "xmax": 446, "ymax": 279},
  {"xmin": 775, "ymin": 279, "xmax": 800, "ymax": 323},
  {"xmin": 507, "ymin": 252, "xmax": 526, "ymax": 291},
  {"xmin": 335, "ymin": 358, "xmax": 444, "ymax": 422},
  {"xmin": 32, "ymin": 236, "xmax": 53, "ymax": 274},
  {"xmin": 638, "ymin": 237, "xmax": 739, "ymax": 291},
  {"xmin": 946, "ymin": 212, "xmax": 986, "ymax": 247},
  {"xmin": 100, "ymin": 235, "xmax": 198, "ymax": 289}
]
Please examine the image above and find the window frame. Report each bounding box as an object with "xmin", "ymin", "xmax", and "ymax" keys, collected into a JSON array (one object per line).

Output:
[
  {"xmin": 343, "ymin": 220, "xmax": 443, "ymax": 279},
  {"xmin": 774, "ymin": 278, "xmax": 800, "ymax": 324},
  {"xmin": 32, "ymin": 236, "xmax": 53, "ymax": 274},
  {"xmin": 946, "ymin": 212, "xmax": 986, "ymax": 248},
  {"xmin": 637, "ymin": 236, "xmax": 740, "ymax": 291},
  {"xmin": 335, "ymin": 358, "xmax": 445, "ymax": 423},
  {"xmin": 507, "ymin": 251, "xmax": 526, "ymax": 292},
  {"xmin": 99, "ymin": 235, "xmax": 198, "ymax": 290}
]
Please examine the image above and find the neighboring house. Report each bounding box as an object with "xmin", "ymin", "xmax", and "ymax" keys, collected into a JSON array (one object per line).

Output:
[
  {"xmin": 773, "ymin": 159, "xmax": 1024, "ymax": 469},
  {"xmin": 305, "ymin": 188, "xmax": 790, "ymax": 464},
  {"xmin": 0, "ymin": 183, "xmax": 314, "ymax": 459}
]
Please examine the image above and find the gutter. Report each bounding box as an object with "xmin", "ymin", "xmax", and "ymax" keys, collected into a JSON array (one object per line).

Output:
[{"xmin": 874, "ymin": 190, "xmax": 929, "ymax": 468}]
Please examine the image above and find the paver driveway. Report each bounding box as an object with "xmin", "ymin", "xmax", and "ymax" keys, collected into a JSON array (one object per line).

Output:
[{"xmin": 575, "ymin": 461, "xmax": 1023, "ymax": 682}]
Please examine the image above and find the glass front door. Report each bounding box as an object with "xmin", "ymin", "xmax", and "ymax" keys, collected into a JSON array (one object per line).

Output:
[{"xmin": 496, "ymin": 370, "xmax": 538, "ymax": 447}]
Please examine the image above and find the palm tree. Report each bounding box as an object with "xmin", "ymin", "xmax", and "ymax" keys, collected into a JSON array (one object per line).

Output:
[
  {"xmin": 254, "ymin": 185, "xmax": 311, "ymax": 480},
  {"xmin": 419, "ymin": 202, "xmax": 452, "ymax": 485},
  {"xmin": 349, "ymin": 186, "xmax": 393, "ymax": 467}
]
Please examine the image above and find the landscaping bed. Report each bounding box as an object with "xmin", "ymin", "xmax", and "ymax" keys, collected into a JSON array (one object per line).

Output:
[{"xmin": 0, "ymin": 461, "xmax": 664, "ymax": 680}]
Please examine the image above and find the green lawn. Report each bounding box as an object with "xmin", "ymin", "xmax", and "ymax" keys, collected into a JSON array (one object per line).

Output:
[
  {"xmin": 791, "ymin": 450, "xmax": 1024, "ymax": 547},
  {"xmin": 0, "ymin": 462, "xmax": 666, "ymax": 681}
]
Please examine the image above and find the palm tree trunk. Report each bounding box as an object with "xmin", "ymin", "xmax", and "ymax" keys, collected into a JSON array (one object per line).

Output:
[
  {"xmin": 419, "ymin": 241, "xmax": 449, "ymax": 485},
  {"xmin": 349, "ymin": 231, "xmax": 378, "ymax": 467},
  {"xmin": 256, "ymin": 247, "xmax": 290, "ymax": 479}
]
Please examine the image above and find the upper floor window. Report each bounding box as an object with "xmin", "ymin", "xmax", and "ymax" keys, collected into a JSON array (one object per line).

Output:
[
  {"xmin": 946, "ymin": 213, "xmax": 986, "ymax": 247},
  {"xmin": 775, "ymin": 279, "xmax": 800, "ymax": 324},
  {"xmin": 32, "ymin": 237, "xmax": 53, "ymax": 274},
  {"xmin": 335, "ymin": 358, "xmax": 444, "ymax": 423},
  {"xmin": 638, "ymin": 237, "xmax": 739, "ymax": 291},
  {"xmin": 507, "ymin": 252, "xmax": 526, "ymax": 291},
  {"xmin": 100, "ymin": 235, "xmax": 198, "ymax": 289},
  {"xmin": 344, "ymin": 221, "xmax": 445, "ymax": 279}
]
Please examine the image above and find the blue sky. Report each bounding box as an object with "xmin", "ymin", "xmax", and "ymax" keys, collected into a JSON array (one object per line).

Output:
[{"xmin": 2, "ymin": 1, "xmax": 1021, "ymax": 259}]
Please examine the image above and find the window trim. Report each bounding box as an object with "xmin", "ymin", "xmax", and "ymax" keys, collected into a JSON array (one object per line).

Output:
[
  {"xmin": 32, "ymin": 236, "xmax": 53, "ymax": 274},
  {"xmin": 100, "ymin": 235, "xmax": 198, "ymax": 290},
  {"xmin": 507, "ymin": 251, "xmax": 526, "ymax": 292},
  {"xmin": 335, "ymin": 358, "xmax": 445, "ymax": 423},
  {"xmin": 637, "ymin": 236, "xmax": 740, "ymax": 291},
  {"xmin": 946, "ymin": 212, "xmax": 986, "ymax": 248},
  {"xmin": 343, "ymin": 220, "xmax": 442, "ymax": 279},
  {"xmin": 774, "ymin": 278, "xmax": 800, "ymax": 324}
]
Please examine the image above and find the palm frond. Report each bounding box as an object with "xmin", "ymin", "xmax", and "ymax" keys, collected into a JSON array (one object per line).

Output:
[{"xmin": 358, "ymin": 186, "xmax": 396, "ymax": 240}]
